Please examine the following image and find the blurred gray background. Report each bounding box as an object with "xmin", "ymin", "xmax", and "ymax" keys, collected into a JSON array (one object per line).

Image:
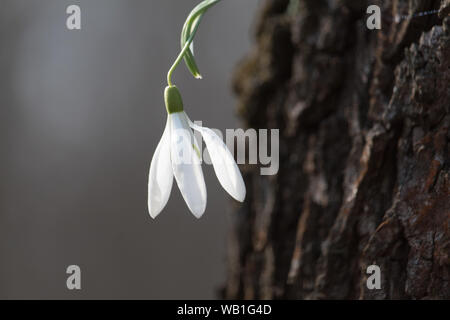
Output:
[{"xmin": 0, "ymin": 0, "xmax": 259, "ymax": 299}]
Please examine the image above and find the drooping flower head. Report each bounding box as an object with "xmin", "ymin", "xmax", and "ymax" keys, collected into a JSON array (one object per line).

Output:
[
  {"xmin": 148, "ymin": 86, "xmax": 245, "ymax": 218},
  {"xmin": 147, "ymin": 0, "xmax": 245, "ymax": 218}
]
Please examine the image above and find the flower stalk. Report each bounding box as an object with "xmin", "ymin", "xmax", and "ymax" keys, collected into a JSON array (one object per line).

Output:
[{"xmin": 167, "ymin": 0, "xmax": 222, "ymax": 87}]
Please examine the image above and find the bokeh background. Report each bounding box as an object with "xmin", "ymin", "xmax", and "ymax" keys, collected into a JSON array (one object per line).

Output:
[{"xmin": 0, "ymin": 0, "xmax": 259, "ymax": 299}]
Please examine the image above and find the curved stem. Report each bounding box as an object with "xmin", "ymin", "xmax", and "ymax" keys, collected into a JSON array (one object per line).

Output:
[{"xmin": 167, "ymin": 15, "xmax": 202, "ymax": 87}]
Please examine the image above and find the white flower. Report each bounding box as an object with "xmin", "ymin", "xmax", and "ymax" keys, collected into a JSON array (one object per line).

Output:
[{"xmin": 148, "ymin": 86, "xmax": 246, "ymax": 218}]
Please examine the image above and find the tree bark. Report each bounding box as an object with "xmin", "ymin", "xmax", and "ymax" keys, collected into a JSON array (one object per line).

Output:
[{"xmin": 225, "ymin": 0, "xmax": 450, "ymax": 299}]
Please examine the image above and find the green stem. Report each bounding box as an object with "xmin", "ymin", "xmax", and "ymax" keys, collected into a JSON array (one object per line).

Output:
[{"xmin": 167, "ymin": 15, "xmax": 202, "ymax": 87}]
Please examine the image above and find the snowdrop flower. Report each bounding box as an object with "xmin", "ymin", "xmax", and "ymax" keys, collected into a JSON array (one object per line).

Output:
[
  {"xmin": 147, "ymin": 0, "xmax": 243, "ymax": 218},
  {"xmin": 148, "ymin": 86, "xmax": 246, "ymax": 218}
]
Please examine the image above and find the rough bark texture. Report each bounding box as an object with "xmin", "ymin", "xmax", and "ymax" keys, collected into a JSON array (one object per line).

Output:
[{"xmin": 225, "ymin": 0, "xmax": 450, "ymax": 299}]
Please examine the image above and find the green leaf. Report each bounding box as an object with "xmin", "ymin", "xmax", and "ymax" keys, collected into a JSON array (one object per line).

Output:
[
  {"xmin": 180, "ymin": 0, "xmax": 221, "ymax": 79},
  {"xmin": 181, "ymin": 15, "xmax": 203, "ymax": 78}
]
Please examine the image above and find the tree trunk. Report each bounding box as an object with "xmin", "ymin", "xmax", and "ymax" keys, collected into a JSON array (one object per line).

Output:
[{"xmin": 225, "ymin": 0, "xmax": 450, "ymax": 300}]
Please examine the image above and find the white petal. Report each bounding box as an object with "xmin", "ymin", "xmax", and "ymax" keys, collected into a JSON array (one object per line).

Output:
[
  {"xmin": 148, "ymin": 118, "xmax": 173, "ymax": 218},
  {"xmin": 170, "ymin": 112, "xmax": 207, "ymax": 218},
  {"xmin": 189, "ymin": 120, "xmax": 246, "ymax": 202}
]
